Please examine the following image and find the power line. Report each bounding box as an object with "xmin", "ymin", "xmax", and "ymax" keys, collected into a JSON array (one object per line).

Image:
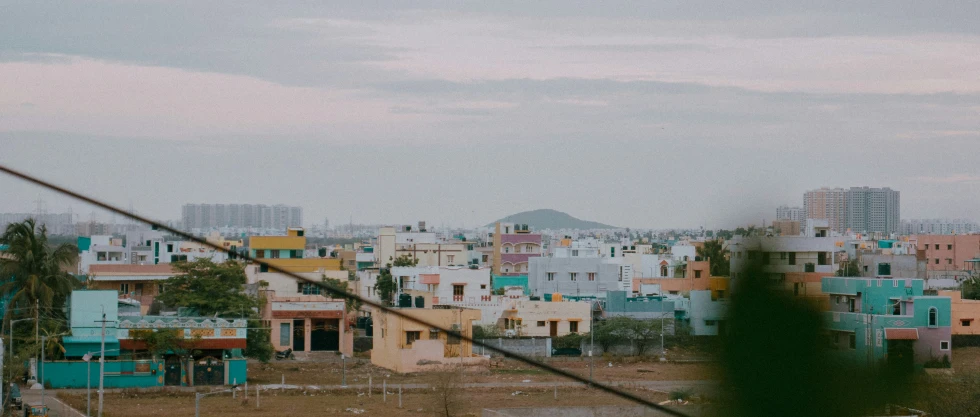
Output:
[{"xmin": 0, "ymin": 164, "xmax": 689, "ymax": 417}]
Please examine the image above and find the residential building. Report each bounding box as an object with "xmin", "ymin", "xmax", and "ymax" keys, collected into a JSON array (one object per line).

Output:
[
  {"xmin": 939, "ymin": 290, "xmax": 980, "ymax": 336},
  {"xmin": 492, "ymin": 223, "xmax": 543, "ymax": 275},
  {"xmin": 604, "ymin": 291, "xmax": 674, "ymax": 320},
  {"xmin": 376, "ymin": 226, "xmax": 469, "ymax": 267},
  {"xmin": 500, "ymin": 299, "xmax": 591, "ymax": 337},
  {"xmin": 48, "ymin": 290, "xmax": 247, "ymax": 388},
  {"xmin": 776, "ymin": 206, "xmax": 804, "ymax": 222},
  {"xmin": 86, "ymin": 264, "xmax": 177, "ymax": 313},
  {"xmin": 772, "ymin": 220, "xmax": 801, "ymax": 236},
  {"xmin": 181, "ymin": 203, "xmax": 302, "ymax": 231},
  {"xmin": 803, "ymin": 187, "xmax": 901, "ymax": 234},
  {"xmin": 528, "ymin": 257, "xmax": 630, "ymax": 297},
  {"xmin": 77, "ymin": 235, "xmax": 127, "ymax": 274},
  {"xmin": 390, "ymin": 265, "xmax": 492, "ymax": 305},
  {"xmin": 903, "ymin": 218, "xmax": 979, "ymax": 235},
  {"xmin": 913, "ymin": 234, "xmax": 980, "ymax": 274},
  {"xmin": 550, "ymin": 237, "xmax": 602, "ymax": 258},
  {"xmin": 250, "ymin": 227, "xmax": 342, "ymax": 273},
  {"xmin": 822, "ymin": 277, "xmax": 951, "ymax": 370},
  {"xmin": 683, "ymin": 290, "xmax": 730, "ymax": 336},
  {"xmin": 0, "ymin": 212, "xmax": 75, "ymax": 236},
  {"xmin": 855, "ymin": 253, "xmax": 926, "ymax": 279},
  {"xmin": 729, "ymin": 236, "xmax": 841, "ymax": 281},
  {"xmin": 371, "ymin": 306, "xmax": 487, "ymax": 373},
  {"xmin": 492, "ymin": 275, "xmax": 529, "ymax": 295}
]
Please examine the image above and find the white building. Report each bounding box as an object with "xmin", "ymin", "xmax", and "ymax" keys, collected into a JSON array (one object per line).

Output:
[{"xmin": 391, "ymin": 265, "xmax": 492, "ymax": 305}]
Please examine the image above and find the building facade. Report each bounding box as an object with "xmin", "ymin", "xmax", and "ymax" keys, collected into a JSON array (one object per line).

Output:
[
  {"xmin": 492, "ymin": 223, "xmax": 542, "ymax": 275},
  {"xmin": 527, "ymin": 257, "xmax": 630, "ymax": 297},
  {"xmin": 371, "ymin": 306, "xmax": 487, "ymax": 373},
  {"xmin": 803, "ymin": 187, "xmax": 900, "ymax": 234}
]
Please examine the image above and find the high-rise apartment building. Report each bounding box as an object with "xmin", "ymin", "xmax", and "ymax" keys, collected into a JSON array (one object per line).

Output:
[
  {"xmin": 903, "ymin": 219, "xmax": 979, "ymax": 235},
  {"xmin": 181, "ymin": 204, "xmax": 302, "ymax": 231},
  {"xmin": 776, "ymin": 206, "xmax": 804, "ymax": 222},
  {"xmin": 802, "ymin": 187, "xmax": 900, "ymax": 235}
]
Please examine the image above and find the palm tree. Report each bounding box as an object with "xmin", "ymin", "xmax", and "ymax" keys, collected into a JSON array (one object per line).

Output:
[
  {"xmin": 0, "ymin": 219, "xmax": 79, "ymax": 320},
  {"xmin": 697, "ymin": 239, "xmax": 731, "ymax": 276}
]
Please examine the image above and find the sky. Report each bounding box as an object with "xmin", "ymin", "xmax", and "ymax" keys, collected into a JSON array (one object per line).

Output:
[{"xmin": 1, "ymin": 1, "xmax": 979, "ymax": 230}]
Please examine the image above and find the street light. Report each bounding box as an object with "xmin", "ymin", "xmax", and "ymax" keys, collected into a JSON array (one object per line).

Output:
[{"xmin": 83, "ymin": 349, "xmax": 119, "ymax": 417}]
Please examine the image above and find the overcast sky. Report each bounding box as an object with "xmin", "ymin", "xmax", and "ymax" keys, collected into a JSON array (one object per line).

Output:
[{"xmin": 2, "ymin": 1, "xmax": 979, "ymax": 229}]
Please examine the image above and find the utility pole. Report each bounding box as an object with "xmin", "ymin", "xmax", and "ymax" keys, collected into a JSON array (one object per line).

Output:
[
  {"xmin": 40, "ymin": 336, "xmax": 45, "ymax": 405},
  {"xmin": 97, "ymin": 308, "xmax": 110, "ymax": 417}
]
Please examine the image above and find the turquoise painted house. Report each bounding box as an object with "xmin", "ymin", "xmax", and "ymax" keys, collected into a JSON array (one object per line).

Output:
[
  {"xmin": 822, "ymin": 277, "xmax": 951, "ymax": 371},
  {"xmin": 492, "ymin": 275, "xmax": 529, "ymax": 295},
  {"xmin": 44, "ymin": 290, "xmax": 247, "ymax": 389}
]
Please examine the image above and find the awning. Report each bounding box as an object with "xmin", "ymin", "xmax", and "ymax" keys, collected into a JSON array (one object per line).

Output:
[
  {"xmin": 420, "ymin": 274, "xmax": 440, "ymax": 284},
  {"xmin": 884, "ymin": 328, "xmax": 919, "ymax": 340},
  {"xmin": 567, "ymin": 318, "xmax": 583, "ymax": 322}
]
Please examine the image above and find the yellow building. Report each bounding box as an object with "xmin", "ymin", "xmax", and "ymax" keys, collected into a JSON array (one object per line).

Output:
[
  {"xmin": 371, "ymin": 307, "xmax": 487, "ymax": 373},
  {"xmin": 249, "ymin": 228, "xmax": 341, "ymax": 273},
  {"xmin": 940, "ymin": 290, "xmax": 980, "ymax": 335},
  {"xmin": 501, "ymin": 300, "xmax": 591, "ymax": 337}
]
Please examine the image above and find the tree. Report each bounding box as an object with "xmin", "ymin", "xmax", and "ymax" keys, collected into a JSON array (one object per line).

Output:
[
  {"xmin": 0, "ymin": 219, "xmax": 79, "ymax": 319},
  {"xmin": 697, "ymin": 239, "xmax": 731, "ymax": 276},
  {"xmin": 392, "ymin": 255, "xmax": 419, "ymax": 267},
  {"xmin": 156, "ymin": 258, "xmax": 257, "ymax": 316},
  {"xmin": 374, "ymin": 265, "xmax": 398, "ymax": 306},
  {"xmin": 835, "ymin": 259, "xmax": 860, "ymax": 277},
  {"xmin": 593, "ymin": 317, "xmax": 629, "ymax": 351},
  {"xmin": 321, "ymin": 275, "xmax": 361, "ymax": 313},
  {"xmin": 433, "ymin": 366, "xmax": 464, "ymax": 417}
]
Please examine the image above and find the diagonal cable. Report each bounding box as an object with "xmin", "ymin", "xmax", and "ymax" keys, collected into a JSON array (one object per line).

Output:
[{"xmin": 0, "ymin": 164, "xmax": 691, "ymax": 417}]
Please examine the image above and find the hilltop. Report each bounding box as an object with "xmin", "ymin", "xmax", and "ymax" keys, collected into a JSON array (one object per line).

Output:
[{"xmin": 488, "ymin": 209, "xmax": 617, "ymax": 230}]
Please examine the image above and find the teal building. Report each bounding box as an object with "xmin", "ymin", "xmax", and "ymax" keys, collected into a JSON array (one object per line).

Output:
[
  {"xmin": 43, "ymin": 290, "xmax": 247, "ymax": 389},
  {"xmin": 822, "ymin": 277, "xmax": 951, "ymax": 371},
  {"xmin": 492, "ymin": 275, "xmax": 529, "ymax": 295}
]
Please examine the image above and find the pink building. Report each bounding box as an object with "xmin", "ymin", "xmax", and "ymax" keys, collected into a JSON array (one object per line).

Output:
[
  {"xmin": 913, "ymin": 235, "xmax": 980, "ymax": 272},
  {"xmin": 491, "ymin": 222, "xmax": 542, "ymax": 276}
]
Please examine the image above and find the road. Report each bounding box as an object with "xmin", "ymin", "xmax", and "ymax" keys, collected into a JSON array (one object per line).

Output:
[{"xmin": 20, "ymin": 385, "xmax": 86, "ymax": 417}]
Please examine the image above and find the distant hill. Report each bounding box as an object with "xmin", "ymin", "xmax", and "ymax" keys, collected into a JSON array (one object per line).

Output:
[{"xmin": 488, "ymin": 209, "xmax": 617, "ymax": 230}]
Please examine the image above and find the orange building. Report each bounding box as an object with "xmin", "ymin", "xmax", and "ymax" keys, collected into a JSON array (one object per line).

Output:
[{"xmin": 939, "ymin": 290, "xmax": 980, "ymax": 335}]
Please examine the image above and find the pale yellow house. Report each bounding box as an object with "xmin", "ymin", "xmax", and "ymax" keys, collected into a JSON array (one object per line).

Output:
[
  {"xmin": 501, "ymin": 300, "xmax": 592, "ymax": 337},
  {"xmin": 371, "ymin": 307, "xmax": 487, "ymax": 373},
  {"xmin": 249, "ymin": 228, "xmax": 342, "ymax": 273}
]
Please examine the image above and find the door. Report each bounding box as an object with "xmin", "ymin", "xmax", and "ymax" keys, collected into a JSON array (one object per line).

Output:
[
  {"xmin": 164, "ymin": 356, "xmax": 182, "ymax": 386},
  {"xmin": 293, "ymin": 319, "xmax": 306, "ymax": 351},
  {"xmin": 886, "ymin": 340, "xmax": 914, "ymax": 376},
  {"xmin": 549, "ymin": 321, "xmax": 558, "ymax": 337},
  {"xmin": 193, "ymin": 357, "xmax": 224, "ymax": 386},
  {"xmin": 310, "ymin": 319, "xmax": 339, "ymax": 351}
]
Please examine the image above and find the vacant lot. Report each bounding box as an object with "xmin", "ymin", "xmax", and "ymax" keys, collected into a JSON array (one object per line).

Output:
[
  {"xmin": 247, "ymin": 357, "xmax": 718, "ymax": 387},
  {"xmin": 59, "ymin": 385, "xmax": 671, "ymax": 417}
]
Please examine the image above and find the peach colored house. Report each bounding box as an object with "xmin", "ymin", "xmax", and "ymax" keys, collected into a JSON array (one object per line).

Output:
[
  {"xmin": 87, "ymin": 264, "xmax": 177, "ymax": 314},
  {"xmin": 371, "ymin": 307, "xmax": 487, "ymax": 373},
  {"xmin": 783, "ymin": 272, "xmax": 831, "ymax": 311},
  {"xmin": 632, "ymin": 260, "xmax": 714, "ymax": 295},
  {"xmin": 260, "ymin": 291, "xmax": 353, "ymax": 356},
  {"xmin": 914, "ymin": 235, "xmax": 980, "ymax": 272},
  {"xmin": 939, "ymin": 290, "xmax": 980, "ymax": 335}
]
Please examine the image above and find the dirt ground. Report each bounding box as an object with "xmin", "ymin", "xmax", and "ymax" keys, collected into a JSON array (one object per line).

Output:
[
  {"xmin": 58, "ymin": 386, "xmax": 670, "ymax": 417},
  {"xmin": 951, "ymin": 346, "xmax": 980, "ymax": 373},
  {"xmin": 247, "ymin": 357, "xmax": 719, "ymax": 387}
]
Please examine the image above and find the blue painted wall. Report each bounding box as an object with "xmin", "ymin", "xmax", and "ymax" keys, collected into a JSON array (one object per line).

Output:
[{"xmin": 43, "ymin": 360, "xmax": 164, "ymax": 389}]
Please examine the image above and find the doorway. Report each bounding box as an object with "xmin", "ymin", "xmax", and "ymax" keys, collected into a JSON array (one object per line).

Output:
[
  {"xmin": 549, "ymin": 321, "xmax": 558, "ymax": 337},
  {"xmin": 311, "ymin": 319, "xmax": 340, "ymax": 351},
  {"xmin": 886, "ymin": 340, "xmax": 914, "ymax": 375},
  {"xmin": 293, "ymin": 319, "xmax": 306, "ymax": 351},
  {"xmin": 164, "ymin": 356, "xmax": 182, "ymax": 386}
]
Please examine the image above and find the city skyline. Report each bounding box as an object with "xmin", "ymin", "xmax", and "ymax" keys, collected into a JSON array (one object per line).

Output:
[{"xmin": 2, "ymin": 2, "xmax": 979, "ymax": 228}]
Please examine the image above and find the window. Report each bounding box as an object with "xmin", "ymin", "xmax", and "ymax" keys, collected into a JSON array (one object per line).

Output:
[
  {"xmin": 120, "ymin": 283, "xmax": 130, "ymax": 294},
  {"xmin": 447, "ymin": 331, "xmax": 461, "ymax": 345},
  {"xmin": 547, "ymin": 272, "xmax": 555, "ymax": 281},
  {"xmin": 940, "ymin": 341, "xmax": 950, "ymax": 350},
  {"xmin": 254, "ymin": 250, "xmax": 264, "ymax": 259},
  {"xmin": 537, "ymin": 321, "xmax": 546, "ymax": 327},
  {"xmin": 569, "ymin": 272, "xmax": 578, "ymax": 281},
  {"xmin": 572, "ymin": 250, "xmax": 579, "ymax": 257},
  {"xmin": 891, "ymin": 298, "xmax": 900, "ymax": 315},
  {"xmin": 863, "ymin": 265, "xmax": 868, "ymax": 272},
  {"xmin": 878, "ymin": 263, "xmax": 891, "ymax": 276},
  {"xmin": 291, "ymin": 249, "xmax": 303, "ymax": 258},
  {"xmin": 962, "ymin": 320, "xmax": 972, "ymax": 327},
  {"xmin": 298, "ymin": 282, "xmax": 321, "ymax": 295},
  {"xmin": 526, "ymin": 244, "xmax": 533, "ymax": 253},
  {"xmin": 928, "ymin": 307, "xmax": 938, "ymax": 327},
  {"xmin": 695, "ymin": 270, "xmax": 702, "ymax": 278},
  {"xmin": 935, "ymin": 244, "xmax": 939, "ymax": 250},
  {"xmin": 788, "ymin": 252, "xmax": 796, "ymax": 265},
  {"xmin": 453, "ymin": 285, "xmax": 464, "ymax": 296},
  {"xmin": 705, "ymin": 320, "xmax": 716, "ymax": 326},
  {"xmin": 271, "ymin": 250, "xmax": 280, "ymax": 259},
  {"xmin": 804, "ymin": 263, "xmax": 815, "ymax": 273},
  {"xmin": 848, "ymin": 334, "xmax": 856, "ymax": 349},
  {"xmin": 569, "ymin": 321, "xmax": 579, "ymax": 333},
  {"xmin": 504, "ymin": 246, "xmax": 510, "ymax": 254},
  {"xmin": 948, "ymin": 244, "xmax": 953, "ymax": 250},
  {"xmin": 817, "ymin": 252, "xmax": 828, "ymax": 265},
  {"xmin": 835, "ymin": 296, "xmax": 842, "ymax": 304},
  {"xmin": 660, "ymin": 265, "xmax": 668, "ymax": 277},
  {"xmin": 780, "ymin": 252, "xmax": 787, "ymax": 260},
  {"xmin": 429, "ymin": 329, "xmax": 440, "ymax": 340},
  {"xmin": 447, "ymin": 255, "xmax": 455, "ymax": 264},
  {"xmin": 279, "ymin": 323, "xmax": 290, "ymax": 346},
  {"xmin": 948, "ymin": 259, "xmax": 953, "ymax": 265},
  {"xmin": 588, "ymin": 272, "xmax": 596, "ymax": 281},
  {"xmin": 405, "ymin": 331, "xmax": 421, "ymax": 346},
  {"xmin": 166, "ymin": 243, "xmax": 174, "ymax": 252},
  {"xmin": 480, "ymin": 284, "xmax": 487, "ymax": 289},
  {"xmin": 935, "ymin": 259, "xmax": 940, "ymax": 265},
  {"xmin": 669, "ymin": 291, "xmax": 679, "ymax": 295},
  {"xmin": 848, "ymin": 298, "xmax": 856, "ymax": 313}
]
